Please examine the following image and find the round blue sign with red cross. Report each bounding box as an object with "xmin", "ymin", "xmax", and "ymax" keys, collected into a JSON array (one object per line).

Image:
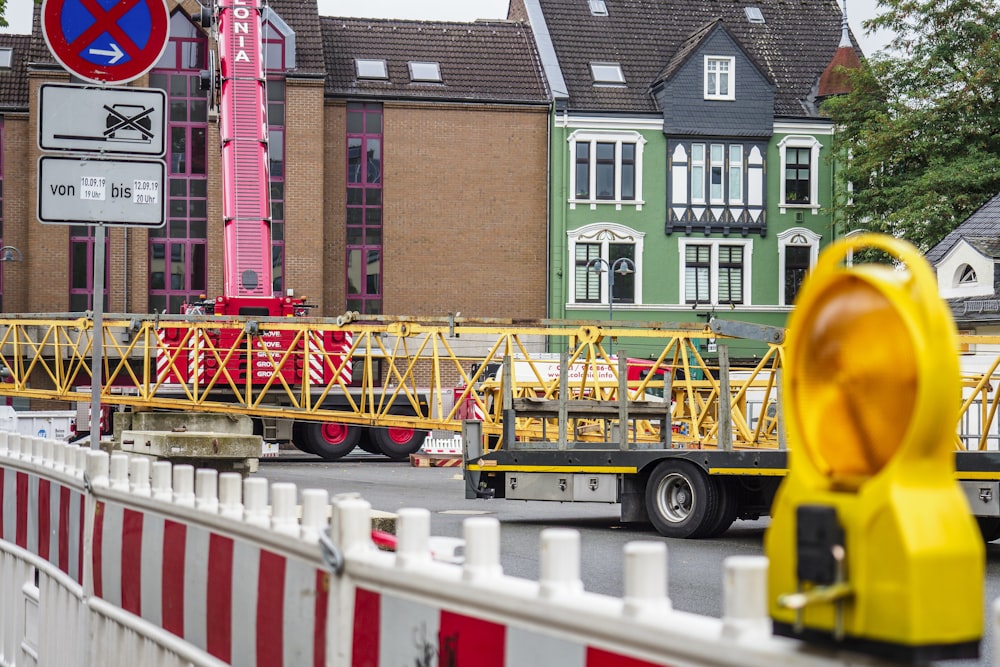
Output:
[{"xmin": 42, "ymin": 0, "xmax": 170, "ymax": 85}]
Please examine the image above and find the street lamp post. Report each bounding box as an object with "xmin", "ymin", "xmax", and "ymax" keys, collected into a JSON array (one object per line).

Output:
[{"xmin": 586, "ymin": 256, "xmax": 636, "ymax": 321}]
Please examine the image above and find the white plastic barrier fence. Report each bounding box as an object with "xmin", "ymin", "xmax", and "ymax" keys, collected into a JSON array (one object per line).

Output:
[
  {"xmin": 0, "ymin": 427, "xmax": 989, "ymax": 667},
  {"xmin": 420, "ymin": 432, "xmax": 462, "ymax": 455}
]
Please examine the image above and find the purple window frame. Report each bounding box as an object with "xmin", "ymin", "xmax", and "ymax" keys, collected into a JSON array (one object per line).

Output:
[
  {"xmin": 346, "ymin": 102, "xmax": 383, "ymax": 315},
  {"xmin": 69, "ymin": 226, "xmax": 110, "ymax": 312},
  {"xmin": 147, "ymin": 14, "xmax": 209, "ymax": 315},
  {"xmin": 265, "ymin": 24, "xmax": 286, "ymax": 294}
]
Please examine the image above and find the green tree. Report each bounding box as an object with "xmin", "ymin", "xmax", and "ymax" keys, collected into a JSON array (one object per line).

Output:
[{"xmin": 823, "ymin": 0, "xmax": 1000, "ymax": 251}]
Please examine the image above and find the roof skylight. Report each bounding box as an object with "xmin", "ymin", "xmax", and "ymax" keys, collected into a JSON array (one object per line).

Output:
[
  {"xmin": 355, "ymin": 59, "xmax": 388, "ymax": 80},
  {"xmin": 590, "ymin": 62, "xmax": 625, "ymax": 85},
  {"xmin": 408, "ymin": 61, "xmax": 442, "ymax": 83},
  {"xmin": 744, "ymin": 7, "xmax": 765, "ymax": 23},
  {"xmin": 0, "ymin": 48, "xmax": 12, "ymax": 70},
  {"xmin": 588, "ymin": 0, "xmax": 609, "ymax": 16}
]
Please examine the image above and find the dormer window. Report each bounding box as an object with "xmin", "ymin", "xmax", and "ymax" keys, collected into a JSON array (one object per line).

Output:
[
  {"xmin": 588, "ymin": 0, "xmax": 609, "ymax": 16},
  {"xmin": 590, "ymin": 62, "xmax": 625, "ymax": 85},
  {"xmin": 704, "ymin": 56, "xmax": 734, "ymax": 100},
  {"xmin": 356, "ymin": 59, "xmax": 388, "ymax": 80},
  {"xmin": 958, "ymin": 264, "xmax": 978, "ymax": 285},
  {"xmin": 408, "ymin": 61, "xmax": 441, "ymax": 83},
  {"xmin": 262, "ymin": 8, "xmax": 296, "ymax": 70}
]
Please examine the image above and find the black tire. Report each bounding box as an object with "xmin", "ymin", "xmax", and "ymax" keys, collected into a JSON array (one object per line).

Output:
[
  {"xmin": 356, "ymin": 429, "xmax": 380, "ymax": 454},
  {"xmin": 372, "ymin": 424, "xmax": 428, "ymax": 460},
  {"xmin": 289, "ymin": 422, "xmax": 317, "ymax": 455},
  {"xmin": 294, "ymin": 421, "xmax": 360, "ymax": 460},
  {"xmin": 977, "ymin": 517, "xmax": 1000, "ymax": 543},
  {"xmin": 644, "ymin": 459, "xmax": 719, "ymax": 538},
  {"xmin": 704, "ymin": 477, "xmax": 739, "ymax": 538}
]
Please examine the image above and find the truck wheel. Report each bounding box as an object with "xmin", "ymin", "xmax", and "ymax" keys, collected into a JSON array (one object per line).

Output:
[
  {"xmin": 373, "ymin": 425, "xmax": 428, "ymax": 461},
  {"xmin": 644, "ymin": 460, "xmax": 719, "ymax": 538},
  {"xmin": 704, "ymin": 477, "xmax": 739, "ymax": 538},
  {"xmin": 357, "ymin": 430, "xmax": 380, "ymax": 454},
  {"xmin": 295, "ymin": 421, "xmax": 360, "ymax": 460},
  {"xmin": 977, "ymin": 517, "xmax": 1000, "ymax": 543}
]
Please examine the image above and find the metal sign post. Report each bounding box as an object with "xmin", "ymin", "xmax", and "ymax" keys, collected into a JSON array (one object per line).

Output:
[
  {"xmin": 39, "ymin": 1, "xmax": 170, "ymax": 448},
  {"xmin": 89, "ymin": 224, "xmax": 105, "ymax": 449}
]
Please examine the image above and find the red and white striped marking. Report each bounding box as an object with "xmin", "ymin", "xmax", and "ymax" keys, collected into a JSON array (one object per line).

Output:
[
  {"xmin": 352, "ymin": 587, "xmax": 667, "ymax": 667},
  {"xmin": 334, "ymin": 331, "xmax": 353, "ymax": 384},
  {"xmin": 156, "ymin": 329, "xmax": 210, "ymax": 385},
  {"xmin": 155, "ymin": 328, "xmax": 175, "ymax": 384},
  {"xmin": 189, "ymin": 329, "xmax": 206, "ymax": 384},
  {"xmin": 0, "ymin": 466, "xmax": 85, "ymax": 583},
  {"xmin": 92, "ymin": 500, "xmax": 329, "ymax": 667},
  {"xmin": 156, "ymin": 328, "xmax": 186, "ymax": 385},
  {"xmin": 308, "ymin": 331, "xmax": 326, "ymax": 385}
]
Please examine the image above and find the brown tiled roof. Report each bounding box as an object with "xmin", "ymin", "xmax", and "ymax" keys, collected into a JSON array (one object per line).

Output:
[
  {"xmin": 0, "ymin": 33, "xmax": 31, "ymax": 110},
  {"xmin": 818, "ymin": 45, "xmax": 862, "ymax": 97},
  {"xmin": 28, "ymin": 2, "xmax": 57, "ymax": 67},
  {"xmin": 269, "ymin": 0, "xmax": 326, "ymax": 75},
  {"xmin": 537, "ymin": 0, "xmax": 864, "ymax": 116},
  {"xmin": 321, "ymin": 18, "xmax": 549, "ymax": 104}
]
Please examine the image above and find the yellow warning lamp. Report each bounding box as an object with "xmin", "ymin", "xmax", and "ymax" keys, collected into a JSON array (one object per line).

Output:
[{"xmin": 766, "ymin": 233, "xmax": 983, "ymax": 662}]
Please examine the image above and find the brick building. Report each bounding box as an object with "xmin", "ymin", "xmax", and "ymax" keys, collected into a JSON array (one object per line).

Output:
[{"xmin": 0, "ymin": 1, "xmax": 550, "ymax": 320}]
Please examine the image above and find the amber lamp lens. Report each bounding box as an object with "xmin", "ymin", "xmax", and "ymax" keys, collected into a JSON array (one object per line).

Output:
[{"xmin": 792, "ymin": 275, "xmax": 916, "ymax": 481}]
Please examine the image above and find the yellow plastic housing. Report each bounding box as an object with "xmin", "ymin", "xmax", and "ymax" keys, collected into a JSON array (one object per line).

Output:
[{"xmin": 766, "ymin": 233, "xmax": 984, "ymax": 655}]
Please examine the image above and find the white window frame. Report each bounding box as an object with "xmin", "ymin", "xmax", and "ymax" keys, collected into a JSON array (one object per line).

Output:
[
  {"xmin": 568, "ymin": 130, "xmax": 646, "ymax": 210},
  {"xmin": 957, "ymin": 264, "xmax": 977, "ymax": 286},
  {"xmin": 690, "ymin": 143, "xmax": 706, "ymax": 204},
  {"xmin": 778, "ymin": 135, "xmax": 822, "ymax": 213},
  {"xmin": 709, "ymin": 144, "xmax": 725, "ymax": 204},
  {"xmin": 590, "ymin": 62, "xmax": 625, "ymax": 85},
  {"xmin": 744, "ymin": 6, "xmax": 765, "ymax": 23},
  {"xmin": 728, "ymin": 145, "xmax": 743, "ymax": 204},
  {"xmin": 678, "ymin": 238, "xmax": 752, "ymax": 306},
  {"xmin": 355, "ymin": 59, "xmax": 388, "ymax": 80},
  {"xmin": 704, "ymin": 56, "xmax": 735, "ymax": 101},
  {"xmin": 589, "ymin": 0, "xmax": 609, "ymax": 15},
  {"xmin": 777, "ymin": 227, "xmax": 821, "ymax": 306},
  {"xmin": 567, "ymin": 223, "xmax": 645, "ymax": 307},
  {"xmin": 408, "ymin": 61, "xmax": 441, "ymax": 82}
]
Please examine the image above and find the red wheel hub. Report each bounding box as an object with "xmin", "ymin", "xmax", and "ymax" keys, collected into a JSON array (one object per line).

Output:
[
  {"xmin": 321, "ymin": 423, "xmax": 350, "ymax": 444},
  {"xmin": 386, "ymin": 427, "xmax": 415, "ymax": 444}
]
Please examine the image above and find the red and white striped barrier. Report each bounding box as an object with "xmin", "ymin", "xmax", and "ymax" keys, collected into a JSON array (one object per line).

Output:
[
  {"xmin": 0, "ymin": 433, "xmax": 85, "ymax": 584},
  {"xmin": 90, "ymin": 460, "xmax": 330, "ymax": 667},
  {"xmin": 0, "ymin": 426, "xmax": 993, "ymax": 667}
]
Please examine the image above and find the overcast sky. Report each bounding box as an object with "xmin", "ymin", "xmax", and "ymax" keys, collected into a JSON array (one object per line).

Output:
[{"xmin": 0, "ymin": 0, "xmax": 895, "ymax": 56}]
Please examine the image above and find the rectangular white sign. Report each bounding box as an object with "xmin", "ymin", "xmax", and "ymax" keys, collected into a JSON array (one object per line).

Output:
[
  {"xmin": 38, "ymin": 83, "xmax": 167, "ymax": 157},
  {"xmin": 38, "ymin": 156, "xmax": 166, "ymax": 227}
]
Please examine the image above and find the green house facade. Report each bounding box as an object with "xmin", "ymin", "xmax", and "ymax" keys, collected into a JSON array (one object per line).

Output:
[{"xmin": 513, "ymin": 0, "xmax": 861, "ymax": 358}]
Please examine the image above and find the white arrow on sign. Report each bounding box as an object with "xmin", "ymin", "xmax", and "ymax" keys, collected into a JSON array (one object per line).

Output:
[{"xmin": 89, "ymin": 43, "xmax": 124, "ymax": 64}]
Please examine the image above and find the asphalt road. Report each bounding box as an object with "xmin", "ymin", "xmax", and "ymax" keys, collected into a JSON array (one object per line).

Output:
[{"xmin": 258, "ymin": 455, "xmax": 1000, "ymax": 665}]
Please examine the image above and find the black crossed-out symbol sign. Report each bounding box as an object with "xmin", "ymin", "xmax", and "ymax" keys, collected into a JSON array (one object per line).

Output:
[{"xmin": 104, "ymin": 105, "xmax": 154, "ymax": 140}]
